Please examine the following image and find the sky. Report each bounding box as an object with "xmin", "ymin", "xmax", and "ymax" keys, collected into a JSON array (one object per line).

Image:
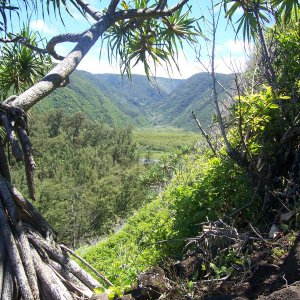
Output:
[{"xmin": 16, "ymin": 0, "xmax": 252, "ymax": 79}]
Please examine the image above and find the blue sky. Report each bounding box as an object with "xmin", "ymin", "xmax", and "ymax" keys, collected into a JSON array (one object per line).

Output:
[{"xmin": 15, "ymin": 0, "xmax": 252, "ymax": 78}]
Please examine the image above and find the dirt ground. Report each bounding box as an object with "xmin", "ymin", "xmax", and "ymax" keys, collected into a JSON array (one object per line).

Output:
[{"xmin": 116, "ymin": 232, "xmax": 300, "ymax": 300}]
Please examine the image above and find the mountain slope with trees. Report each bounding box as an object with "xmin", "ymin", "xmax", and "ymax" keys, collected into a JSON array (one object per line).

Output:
[
  {"xmin": 34, "ymin": 70, "xmax": 233, "ymax": 130},
  {"xmin": 155, "ymin": 72, "xmax": 234, "ymax": 129}
]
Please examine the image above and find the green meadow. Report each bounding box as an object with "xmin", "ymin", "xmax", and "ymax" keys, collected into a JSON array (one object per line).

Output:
[{"xmin": 133, "ymin": 127, "xmax": 200, "ymax": 159}]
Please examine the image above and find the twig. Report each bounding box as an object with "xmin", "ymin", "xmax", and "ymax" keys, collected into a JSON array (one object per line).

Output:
[
  {"xmin": 248, "ymin": 223, "xmax": 269, "ymax": 244},
  {"xmin": 59, "ymin": 244, "xmax": 114, "ymax": 287},
  {"xmin": 192, "ymin": 111, "xmax": 217, "ymax": 155},
  {"xmin": 225, "ymin": 178, "xmax": 261, "ymax": 219}
]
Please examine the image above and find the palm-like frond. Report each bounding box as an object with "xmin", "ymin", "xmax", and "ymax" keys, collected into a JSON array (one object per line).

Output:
[
  {"xmin": 224, "ymin": 0, "xmax": 270, "ymax": 41},
  {"xmin": 272, "ymin": 0, "xmax": 300, "ymax": 23},
  {"xmin": 0, "ymin": 0, "xmax": 85, "ymax": 35},
  {"xmin": 0, "ymin": 25, "xmax": 52, "ymax": 99},
  {"xmin": 104, "ymin": 3, "xmax": 199, "ymax": 78}
]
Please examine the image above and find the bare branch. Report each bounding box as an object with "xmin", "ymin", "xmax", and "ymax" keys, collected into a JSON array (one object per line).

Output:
[
  {"xmin": 60, "ymin": 244, "xmax": 114, "ymax": 287},
  {"xmin": 75, "ymin": 0, "xmax": 102, "ymax": 20},
  {"xmin": 0, "ymin": 36, "xmax": 47, "ymax": 54},
  {"xmin": 192, "ymin": 111, "xmax": 217, "ymax": 155},
  {"xmin": 107, "ymin": 0, "xmax": 121, "ymax": 14},
  {"xmin": 111, "ymin": 0, "xmax": 189, "ymax": 21},
  {"xmin": 46, "ymin": 33, "xmax": 85, "ymax": 60}
]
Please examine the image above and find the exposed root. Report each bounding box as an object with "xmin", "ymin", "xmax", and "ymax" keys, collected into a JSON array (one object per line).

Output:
[{"xmin": 0, "ymin": 105, "xmax": 104, "ymax": 299}]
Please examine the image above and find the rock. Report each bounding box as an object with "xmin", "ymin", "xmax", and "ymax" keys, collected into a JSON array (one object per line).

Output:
[
  {"xmin": 257, "ymin": 284, "xmax": 300, "ymax": 300},
  {"xmin": 90, "ymin": 293, "xmax": 109, "ymax": 300},
  {"xmin": 174, "ymin": 256, "xmax": 202, "ymax": 279},
  {"xmin": 128, "ymin": 267, "xmax": 169, "ymax": 300},
  {"xmin": 282, "ymin": 234, "xmax": 300, "ymax": 283}
]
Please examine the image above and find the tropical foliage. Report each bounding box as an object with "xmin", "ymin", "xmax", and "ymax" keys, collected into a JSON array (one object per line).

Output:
[
  {"xmin": 104, "ymin": 3, "xmax": 200, "ymax": 78},
  {"xmin": 10, "ymin": 110, "xmax": 150, "ymax": 248},
  {"xmin": 0, "ymin": 26, "xmax": 52, "ymax": 99},
  {"xmin": 78, "ymin": 154, "xmax": 254, "ymax": 286}
]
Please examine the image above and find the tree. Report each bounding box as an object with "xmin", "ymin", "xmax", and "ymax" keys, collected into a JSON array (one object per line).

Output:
[
  {"xmin": 195, "ymin": 1, "xmax": 300, "ymax": 224},
  {"xmin": 0, "ymin": 0, "xmax": 197, "ymax": 299}
]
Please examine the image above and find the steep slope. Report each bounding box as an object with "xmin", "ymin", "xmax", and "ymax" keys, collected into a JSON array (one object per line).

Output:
[
  {"xmin": 34, "ymin": 71, "xmax": 148, "ymax": 127},
  {"xmin": 155, "ymin": 72, "xmax": 234, "ymax": 130},
  {"xmin": 77, "ymin": 71, "xmax": 182, "ymax": 107},
  {"xmin": 33, "ymin": 70, "xmax": 233, "ymax": 130},
  {"xmin": 77, "ymin": 71, "xmax": 182, "ymax": 122}
]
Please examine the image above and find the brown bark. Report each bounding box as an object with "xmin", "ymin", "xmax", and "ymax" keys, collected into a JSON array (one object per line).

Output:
[
  {"xmin": 1, "ymin": 260, "xmax": 16, "ymax": 300},
  {"xmin": 26, "ymin": 228, "xmax": 100, "ymax": 290},
  {"xmin": 31, "ymin": 248, "xmax": 73, "ymax": 300},
  {"xmin": 0, "ymin": 202, "xmax": 33, "ymax": 300}
]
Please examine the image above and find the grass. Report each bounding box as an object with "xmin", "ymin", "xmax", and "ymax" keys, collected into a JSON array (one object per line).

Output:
[{"xmin": 133, "ymin": 127, "xmax": 200, "ymax": 159}]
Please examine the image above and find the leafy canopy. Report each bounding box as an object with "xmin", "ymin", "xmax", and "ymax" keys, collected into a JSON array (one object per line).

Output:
[{"xmin": 0, "ymin": 25, "xmax": 52, "ymax": 99}]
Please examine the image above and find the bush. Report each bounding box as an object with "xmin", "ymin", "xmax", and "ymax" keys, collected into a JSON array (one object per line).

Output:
[{"xmin": 78, "ymin": 154, "xmax": 256, "ymax": 286}]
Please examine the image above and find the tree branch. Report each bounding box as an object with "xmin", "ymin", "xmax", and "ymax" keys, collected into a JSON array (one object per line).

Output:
[
  {"xmin": 6, "ymin": 17, "xmax": 111, "ymax": 111},
  {"xmin": 107, "ymin": 0, "xmax": 121, "ymax": 14},
  {"xmin": 192, "ymin": 111, "xmax": 217, "ymax": 155},
  {"xmin": 75, "ymin": 0, "xmax": 102, "ymax": 21},
  {"xmin": 0, "ymin": 36, "xmax": 47, "ymax": 54},
  {"xmin": 111, "ymin": 0, "xmax": 189, "ymax": 21},
  {"xmin": 46, "ymin": 33, "xmax": 85, "ymax": 61},
  {"xmin": 60, "ymin": 244, "xmax": 114, "ymax": 287},
  {"xmin": 6, "ymin": 0, "xmax": 190, "ymax": 111}
]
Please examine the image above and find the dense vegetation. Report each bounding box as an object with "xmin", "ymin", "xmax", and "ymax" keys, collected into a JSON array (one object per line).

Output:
[
  {"xmin": 76, "ymin": 7, "xmax": 300, "ymax": 296},
  {"xmin": 0, "ymin": 0, "xmax": 299, "ymax": 298},
  {"xmin": 33, "ymin": 70, "xmax": 233, "ymax": 131},
  {"xmin": 11, "ymin": 111, "xmax": 150, "ymax": 248},
  {"xmin": 78, "ymin": 154, "xmax": 255, "ymax": 286}
]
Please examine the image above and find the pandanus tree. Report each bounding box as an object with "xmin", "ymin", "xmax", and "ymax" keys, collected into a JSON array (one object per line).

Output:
[{"xmin": 0, "ymin": 0, "xmax": 198, "ymax": 299}]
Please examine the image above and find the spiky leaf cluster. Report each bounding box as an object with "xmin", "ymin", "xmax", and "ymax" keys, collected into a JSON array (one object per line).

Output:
[
  {"xmin": 104, "ymin": 0, "xmax": 200, "ymax": 78},
  {"xmin": 0, "ymin": 26, "xmax": 52, "ymax": 99},
  {"xmin": 223, "ymin": 0, "xmax": 300, "ymax": 41}
]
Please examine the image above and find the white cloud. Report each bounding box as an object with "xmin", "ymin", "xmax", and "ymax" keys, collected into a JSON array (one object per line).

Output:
[
  {"xmin": 77, "ymin": 51, "xmax": 204, "ymax": 79},
  {"xmin": 224, "ymin": 40, "xmax": 253, "ymax": 54},
  {"xmin": 30, "ymin": 20, "xmax": 57, "ymax": 35},
  {"xmin": 76, "ymin": 43, "xmax": 250, "ymax": 79},
  {"xmin": 77, "ymin": 55, "xmax": 120, "ymax": 75}
]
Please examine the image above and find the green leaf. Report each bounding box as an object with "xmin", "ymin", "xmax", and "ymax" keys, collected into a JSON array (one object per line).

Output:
[
  {"xmin": 279, "ymin": 95, "xmax": 291, "ymax": 100},
  {"xmin": 94, "ymin": 286, "xmax": 105, "ymax": 294}
]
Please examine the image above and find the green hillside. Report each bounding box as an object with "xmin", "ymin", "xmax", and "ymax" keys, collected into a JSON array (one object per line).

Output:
[
  {"xmin": 155, "ymin": 73, "xmax": 234, "ymax": 130},
  {"xmin": 33, "ymin": 72, "xmax": 149, "ymax": 127},
  {"xmin": 33, "ymin": 70, "xmax": 233, "ymax": 130}
]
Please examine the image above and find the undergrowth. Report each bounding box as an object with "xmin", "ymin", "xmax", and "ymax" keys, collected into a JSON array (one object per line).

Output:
[{"xmin": 77, "ymin": 153, "xmax": 256, "ymax": 287}]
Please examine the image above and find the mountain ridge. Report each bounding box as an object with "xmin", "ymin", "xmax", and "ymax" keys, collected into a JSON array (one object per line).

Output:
[{"xmin": 34, "ymin": 70, "xmax": 233, "ymax": 130}]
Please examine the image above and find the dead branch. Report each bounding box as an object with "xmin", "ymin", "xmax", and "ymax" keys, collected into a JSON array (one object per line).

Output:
[
  {"xmin": 60, "ymin": 244, "xmax": 114, "ymax": 287},
  {"xmin": 192, "ymin": 111, "xmax": 217, "ymax": 155}
]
